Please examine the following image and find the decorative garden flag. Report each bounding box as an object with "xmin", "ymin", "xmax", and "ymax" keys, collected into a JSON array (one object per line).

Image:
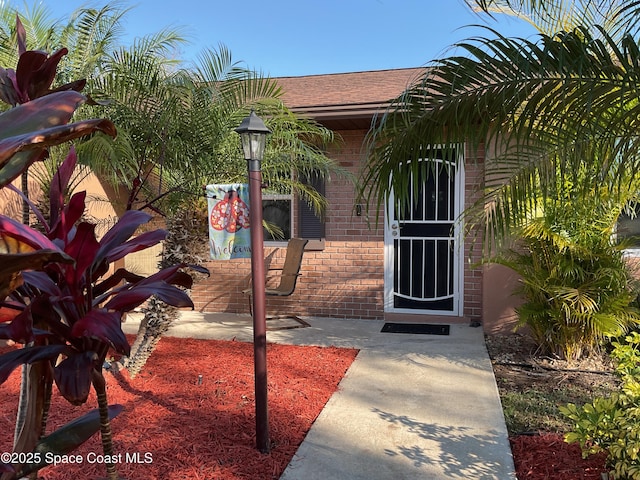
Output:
[{"xmin": 206, "ymin": 184, "xmax": 251, "ymax": 260}]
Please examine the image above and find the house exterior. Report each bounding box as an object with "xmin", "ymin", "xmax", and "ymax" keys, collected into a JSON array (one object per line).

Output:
[
  {"xmin": 0, "ymin": 67, "xmax": 519, "ymax": 333},
  {"xmin": 190, "ymin": 68, "xmax": 515, "ymax": 333}
]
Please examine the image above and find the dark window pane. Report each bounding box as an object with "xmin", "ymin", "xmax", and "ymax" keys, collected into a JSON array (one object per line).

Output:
[
  {"xmin": 299, "ymin": 172, "xmax": 326, "ymax": 239},
  {"xmin": 618, "ymin": 204, "xmax": 640, "ymax": 248},
  {"xmin": 263, "ymin": 199, "xmax": 291, "ymax": 241}
]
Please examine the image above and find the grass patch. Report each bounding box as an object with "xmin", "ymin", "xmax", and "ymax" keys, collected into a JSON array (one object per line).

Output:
[
  {"xmin": 497, "ymin": 378, "xmax": 618, "ymax": 436},
  {"xmin": 501, "ymin": 389, "xmax": 577, "ymax": 434}
]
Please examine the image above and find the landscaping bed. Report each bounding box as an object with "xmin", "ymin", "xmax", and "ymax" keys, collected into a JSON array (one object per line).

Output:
[
  {"xmin": 0, "ymin": 337, "xmax": 357, "ymax": 479},
  {"xmin": 486, "ymin": 334, "xmax": 618, "ymax": 479},
  {"xmin": 0, "ymin": 332, "xmax": 621, "ymax": 479}
]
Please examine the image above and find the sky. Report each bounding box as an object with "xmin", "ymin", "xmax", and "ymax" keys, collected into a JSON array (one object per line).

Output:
[{"xmin": 26, "ymin": 0, "xmax": 537, "ymax": 77}]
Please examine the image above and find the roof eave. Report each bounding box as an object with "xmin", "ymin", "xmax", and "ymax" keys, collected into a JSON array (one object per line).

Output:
[{"xmin": 289, "ymin": 102, "xmax": 392, "ymax": 128}]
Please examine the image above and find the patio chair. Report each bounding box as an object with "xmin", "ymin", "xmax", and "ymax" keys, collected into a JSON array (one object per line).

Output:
[{"xmin": 243, "ymin": 237, "xmax": 310, "ymax": 328}]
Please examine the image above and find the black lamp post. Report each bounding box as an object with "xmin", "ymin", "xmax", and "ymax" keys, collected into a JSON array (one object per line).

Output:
[{"xmin": 235, "ymin": 110, "xmax": 271, "ymax": 453}]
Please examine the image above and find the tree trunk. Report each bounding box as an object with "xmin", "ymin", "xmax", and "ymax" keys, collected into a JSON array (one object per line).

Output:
[
  {"xmin": 12, "ymin": 361, "xmax": 51, "ymax": 479},
  {"xmin": 121, "ymin": 202, "xmax": 208, "ymax": 377},
  {"xmin": 21, "ymin": 171, "xmax": 29, "ymax": 225},
  {"xmin": 124, "ymin": 297, "xmax": 180, "ymax": 378},
  {"xmin": 92, "ymin": 369, "xmax": 119, "ymax": 480}
]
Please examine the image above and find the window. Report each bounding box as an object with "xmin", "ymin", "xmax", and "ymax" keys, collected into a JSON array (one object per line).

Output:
[
  {"xmin": 261, "ymin": 172, "xmax": 325, "ymax": 244},
  {"xmin": 262, "ymin": 194, "xmax": 292, "ymax": 242},
  {"xmin": 617, "ymin": 206, "xmax": 640, "ymax": 249},
  {"xmin": 298, "ymin": 172, "xmax": 325, "ymax": 240}
]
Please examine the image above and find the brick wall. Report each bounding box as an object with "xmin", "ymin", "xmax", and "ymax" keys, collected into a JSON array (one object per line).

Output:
[
  {"xmin": 191, "ymin": 131, "xmax": 486, "ymax": 321},
  {"xmin": 191, "ymin": 129, "xmax": 386, "ymax": 319},
  {"xmin": 304, "ymin": 128, "xmax": 385, "ymax": 317},
  {"xmin": 462, "ymin": 143, "xmax": 485, "ymax": 322}
]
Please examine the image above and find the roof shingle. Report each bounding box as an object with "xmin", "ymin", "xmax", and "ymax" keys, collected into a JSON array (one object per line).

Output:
[{"xmin": 276, "ymin": 68, "xmax": 426, "ymax": 109}]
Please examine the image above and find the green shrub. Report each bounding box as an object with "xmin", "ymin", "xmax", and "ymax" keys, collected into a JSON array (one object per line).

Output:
[
  {"xmin": 493, "ymin": 194, "xmax": 640, "ymax": 361},
  {"xmin": 561, "ymin": 332, "xmax": 640, "ymax": 479}
]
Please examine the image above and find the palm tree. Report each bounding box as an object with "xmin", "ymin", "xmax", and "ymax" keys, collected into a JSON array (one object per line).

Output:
[
  {"xmin": 0, "ymin": 3, "xmax": 132, "ymax": 226},
  {"xmin": 467, "ymin": 0, "xmax": 640, "ymax": 39},
  {"xmin": 76, "ymin": 26, "xmax": 344, "ymax": 374},
  {"xmin": 98, "ymin": 43, "xmax": 344, "ymax": 376},
  {"xmin": 491, "ymin": 161, "xmax": 640, "ymax": 359},
  {"xmin": 1, "ymin": 3, "xmax": 345, "ymax": 377},
  {"xmin": 0, "ymin": 3, "xmax": 61, "ymax": 68},
  {"xmin": 359, "ymin": 0, "xmax": 640, "ymax": 356},
  {"xmin": 361, "ymin": 0, "xmax": 640, "ymax": 253}
]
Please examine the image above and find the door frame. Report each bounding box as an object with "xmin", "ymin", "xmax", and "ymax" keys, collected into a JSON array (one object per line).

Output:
[{"xmin": 383, "ymin": 150, "xmax": 465, "ymax": 316}]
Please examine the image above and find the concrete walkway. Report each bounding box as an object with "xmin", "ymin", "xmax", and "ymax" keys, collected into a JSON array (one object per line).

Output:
[{"xmin": 122, "ymin": 312, "xmax": 516, "ymax": 479}]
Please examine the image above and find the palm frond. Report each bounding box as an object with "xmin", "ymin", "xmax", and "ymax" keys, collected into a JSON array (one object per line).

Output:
[
  {"xmin": 361, "ymin": 25, "xmax": 640, "ymax": 254},
  {"xmin": 470, "ymin": 0, "xmax": 637, "ymax": 39},
  {"xmin": 58, "ymin": 3, "xmax": 130, "ymax": 81}
]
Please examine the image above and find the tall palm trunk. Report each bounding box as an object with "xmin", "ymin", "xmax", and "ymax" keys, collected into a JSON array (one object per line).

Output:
[
  {"xmin": 125, "ymin": 297, "xmax": 180, "ymax": 378},
  {"xmin": 123, "ymin": 202, "xmax": 208, "ymax": 377}
]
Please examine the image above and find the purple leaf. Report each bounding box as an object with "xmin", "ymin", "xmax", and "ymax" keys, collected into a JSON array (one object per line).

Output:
[
  {"xmin": 17, "ymin": 48, "xmax": 69, "ymax": 100},
  {"xmin": 49, "ymin": 147, "xmax": 78, "ymax": 226},
  {"xmin": 105, "ymin": 282, "xmax": 194, "ymax": 312},
  {"xmin": 139, "ymin": 265, "xmax": 203, "ymax": 289},
  {"xmin": 136, "ymin": 264, "xmax": 183, "ymax": 286},
  {"xmin": 5, "ymin": 183, "xmax": 48, "ymax": 230},
  {"xmin": 15, "ymin": 14, "xmax": 26, "ymax": 57},
  {"xmin": 49, "ymin": 78, "xmax": 86, "ymax": 95},
  {"xmin": 64, "ymin": 191, "xmax": 87, "ymax": 227},
  {"xmin": 54, "ymin": 351, "xmax": 97, "ymax": 405},
  {"xmin": 0, "ymin": 309, "xmax": 34, "ymax": 343},
  {"xmin": 0, "ymin": 344, "xmax": 68, "ymax": 384},
  {"xmin": 0, "ymin": 91, "xmax": 116, "ymax": 188},
  {"xmin": 164, "ymin": 271, "xmax": 194, "ymax": 289},
  {"xmin": 64, "ymin": 222, "xmax": 99, "ymax": 285},
  {"xmin": 0, "ymin": 149, "xmax": 45, "ymax": 190},
  {"xmin": 29, "ymin": 297, "xmax": 72, "ymax": 339},
  {"xmin": 50, "ymin": 191, "xmax": 87, "ymax": 241},
  {"xmin": 188, "ymin": 264, "xmax": 210, "ymax": 276},
  {"xmin": 95, "ymin": 210, "xmax": 152, "ymax": 265},
  {"xmin": 0, "ymin": 215, "xmax": 60, "ymax": 251},
  {"xmin": 93, "ymin": 268, "xmax": 144, "ymax": 298},
  {"xmin": 21, "ymin": 270, "xmax": 62, "ymax": 296},
  {"xmin": 98, "ymin": 265, "xmax": 195, "ymax": 305},
  {"xmin": 22, "ymin": 405, "xmax": 123, "ymax": 476},
  {"xmin": 0, "ymin": 117, "xmax": 116, "ymax": 167},
  {"xmin": 0, "ymin": 67, "xmax": 19, "ymax": 106},
  {"xmin": 70, "ymin": 310, "xmax": 130, "ymax": 356},
  {"xmin": 0, "ymin": 90, "xmax": 84, "ymax": 139},
  {"xmin": 0, "ymin": 250, "xmax": 72, "ymax": 299},
  {"xmin": 106, "ymin": 229, "xmax": 167, "ymax": 263},
  {"xmin": 15, "ymin": 50, "xmax": 48, "ymax": 101}
]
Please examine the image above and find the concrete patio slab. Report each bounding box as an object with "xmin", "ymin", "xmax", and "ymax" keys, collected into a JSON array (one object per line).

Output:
[{"xmin": 122, "ymin": 312, "xmax": 516, "ymax": 479}]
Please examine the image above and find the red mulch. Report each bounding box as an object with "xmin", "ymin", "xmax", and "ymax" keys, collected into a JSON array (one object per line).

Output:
[
  {"xmin": 510, "ymin": 433, "xmax": 609, "ymax": 480},
  {"xmin": 1, "ymin": 337, "xmax": 615, "ymax": 480},
  {"xmin": 0, "ymin": 336, "xmax": 358, "ymax": 480}
]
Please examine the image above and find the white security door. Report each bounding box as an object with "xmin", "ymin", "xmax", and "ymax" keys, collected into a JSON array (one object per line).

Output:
[{"xmin": 384, "ymin": 149, "xmax": 464, "ymax": 315}]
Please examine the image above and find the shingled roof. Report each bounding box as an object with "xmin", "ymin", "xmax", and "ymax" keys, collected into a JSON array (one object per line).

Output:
[{"xmin": 275, "ymin": 68, "xmax": 426, "ymax": 129}]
